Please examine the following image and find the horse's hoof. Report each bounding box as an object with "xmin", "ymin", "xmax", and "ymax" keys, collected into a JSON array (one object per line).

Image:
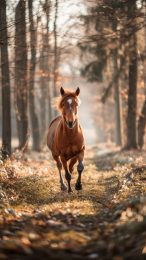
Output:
[
  {"xmin": 75, "ymin": 183, "xmax": 82, "ymax": 190},
  {"xmin": 61, "ymin": 184, "xmax": 67, "ymax": 191}
]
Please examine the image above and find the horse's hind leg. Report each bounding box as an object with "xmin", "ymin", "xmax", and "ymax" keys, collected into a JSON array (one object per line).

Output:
[
  {"xmin": 75, "ymin": 150, "xmax": 84, "ymax": 191},
  {"xmin": 53, "ymin": 155, "xmax": 67, "ymax": 191},
  {"xmin": 61, "ymin": 156, "xmax": 72, "ymax": 193}
]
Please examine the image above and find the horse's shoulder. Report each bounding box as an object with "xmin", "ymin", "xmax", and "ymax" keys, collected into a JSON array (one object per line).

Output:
[
  {"xmin": 49, "ymin": 116, "xmax": 62, "ymax": 128},
  {"xmin": 47, "ymin": 116, "xmax": 62, "ymax": 151}
]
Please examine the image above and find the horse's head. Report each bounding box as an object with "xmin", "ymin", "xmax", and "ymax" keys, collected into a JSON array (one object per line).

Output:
[{"xmin": 60, "ymin": 87, "xmax": 80, "ymax": 129}]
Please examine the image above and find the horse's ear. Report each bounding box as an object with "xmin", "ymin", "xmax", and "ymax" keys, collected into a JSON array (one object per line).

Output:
[
  {"xmin": 75, "ymin": 87, "xmax": 80, "ymax": 96},
  {"xmin": 60, "ymin": 87, "xmax": 65, "ymax": 96}
]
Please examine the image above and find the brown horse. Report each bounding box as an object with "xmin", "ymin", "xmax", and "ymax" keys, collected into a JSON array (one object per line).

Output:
[{"xmin": 47, "ymin": 87, "xmax": 85, "ymax": 192}]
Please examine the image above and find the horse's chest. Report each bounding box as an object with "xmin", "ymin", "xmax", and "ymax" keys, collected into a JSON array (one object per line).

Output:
[
  {"xmin": 61, "ymin": 145, "xmax": 79, "ymax": 159},
  {"xmin": 68, "ymin": 145, "xmax": 78, "ymax": 154}
]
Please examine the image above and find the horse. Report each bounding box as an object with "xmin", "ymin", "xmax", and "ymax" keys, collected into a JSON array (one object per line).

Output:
[{"xmin": 47, "ymin": 87, "xmax": 85, "ymax": 192}]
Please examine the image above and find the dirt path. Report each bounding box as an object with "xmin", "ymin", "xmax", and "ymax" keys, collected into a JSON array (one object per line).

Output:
[{"xmin": 0, "ymin": 148, "xmax": 146, "ymax": 259}]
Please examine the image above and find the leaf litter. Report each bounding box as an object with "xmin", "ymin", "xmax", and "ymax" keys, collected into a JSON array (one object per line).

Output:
[{"xmin": 0, "ymin": 148, "xmax": 146, "ymax": 259}]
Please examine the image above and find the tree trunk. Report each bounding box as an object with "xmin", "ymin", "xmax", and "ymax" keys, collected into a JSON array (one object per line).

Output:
[
  {"xmin": 53, "ymin": 0, "xmax": 58, "ymax": 105},
  {"xmin": 40, "ymin": 43, "xmax": 47, "ymax": 140},
  {"xmin": 138, "ymin": 99, "xmax": 146, "ymax": 149},
  {"xmin": 0, "ymin": 0, "xmax": 11, "ymax": 156},
  {"xmin": 112, "ymin": 19, "xmax": 122, "ymax": 146},
  {"xmin": 28, "ymin": 0, "xmax": 40, "ymax": 151},
  {"xmin": 39, "ymin": 0, "xmax": 52, "ymax": 143},
  {"xmin": 45, "ymin": 0, "xmax": 52, "ymax": 124},
  {"xmin": 137, "ymin": 2, "xmax": 146, "ymax": 149},
  {"xmin": 113, "ymin": 49, "xmax": 122, "ymax": 146},
  {"xmin": 126, "ymin": 1, "xmax": 137, "ymax": 149},
  {"xmin": 15, "ymin": 0, "xmax": 28, "ymax": 149}
]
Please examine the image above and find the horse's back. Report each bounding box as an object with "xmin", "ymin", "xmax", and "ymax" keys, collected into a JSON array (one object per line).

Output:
[{"xmin": 47, "ymin": 116, "xmax": 61, "ymax": 151}]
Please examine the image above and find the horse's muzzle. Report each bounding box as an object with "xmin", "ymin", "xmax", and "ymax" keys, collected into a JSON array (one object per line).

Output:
[
  {"xmin": 68, "ymin": 121, "xmax": 73, "ymax": 128},
  {"xmin": 66, "ymin": 120, "xmax": 77, "ymax": 129}
]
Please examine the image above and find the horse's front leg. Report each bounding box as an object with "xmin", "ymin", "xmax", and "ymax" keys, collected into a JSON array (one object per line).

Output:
[
  {"xmin": 52, "ymin": 154, "xmax": 67, "ymax": 191},
  {"xmin": 61, "ymin": 156, "xmax": 72, "ymax": 193},
  {"xmin": 75, "ymin": 150, "xmax": 84, "ymax": 191},
  {"xmin": 69, "ymin": 157, "xmax": 77, "ymax": 173}
]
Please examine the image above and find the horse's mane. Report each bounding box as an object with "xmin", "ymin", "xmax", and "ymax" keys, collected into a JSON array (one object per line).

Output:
[{"xmin": 53, "ymin": 89, "xmax": 81, "ymax": 111}]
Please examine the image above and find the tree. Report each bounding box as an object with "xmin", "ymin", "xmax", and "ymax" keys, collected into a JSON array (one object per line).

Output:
[
  {"xmin": 45, "ymin": 0, "xmax": 53, "ymax": 125},
  {"xmin": 14, "ymin": 0, "xmax": 28, "ymax": 149},
  {"xmin": 111, "ymin": 11, "xmax": 122, "ymax": 146},
  {"xmin": 79, "ymin": 0, "xmax": 141, "ymax": 149},
  {"xmin": 137, "ymin": 0, "xmax": 146, "ymax": 149},
  {"xmin": 79, "ymin": 0, "xmax": 122, "ymax": 145},
  {"xmin": 0, "ymin": 0, "xmax": 11, "ymax": 156},
  {"xmin": 28, "ymin": 0, "xmax": 40, "ymax": 151},
  {"xmin": 39, "ymin": 0, "xmax": 52, "ymax": 144},
  {"xmin": 126, "ymin": 0, "xmax": 137, "ymax": 149},
  {"xmin": 53, "ymin": 0, "xmax": 59, "ymax": 100}
]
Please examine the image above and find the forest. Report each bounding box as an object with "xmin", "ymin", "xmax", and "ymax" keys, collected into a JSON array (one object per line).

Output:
[{"xmin": 0, "ymin": 0, "xmax": 146, "ymax": 259}]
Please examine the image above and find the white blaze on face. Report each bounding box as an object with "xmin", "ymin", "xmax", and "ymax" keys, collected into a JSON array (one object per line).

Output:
[
  {"xmin": 67, "ymin": 98, "xmax": 72, "ymax": 105},
  {"xmin": 67, "ymin": 98, "xmax": 73, "ymax": 111}
]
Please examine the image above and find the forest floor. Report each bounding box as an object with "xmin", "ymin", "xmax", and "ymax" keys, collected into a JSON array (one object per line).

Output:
[{"xmin": 0, "ymin": 145, "xmax": 146, "ymax": 260}]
